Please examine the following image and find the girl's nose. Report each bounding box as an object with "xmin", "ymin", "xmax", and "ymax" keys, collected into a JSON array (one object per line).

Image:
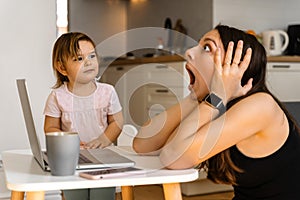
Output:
[{"xmin": 84, "ymin": 58, "xmax": 91, "ymax": 66}]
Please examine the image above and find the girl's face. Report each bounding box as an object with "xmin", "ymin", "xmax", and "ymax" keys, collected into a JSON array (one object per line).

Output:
[
  {"xmin": 185, "ymin": 29, "xmax": 225, "ymax": 100},
  {"xmin": 63, "ymin": 40, "xmax": 98, "ymax": 86}
]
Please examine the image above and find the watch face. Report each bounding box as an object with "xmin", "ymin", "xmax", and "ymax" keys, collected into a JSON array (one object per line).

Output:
[{"xmin": 205, "ymin": 93, "xmax": 222, "ymax": 108}]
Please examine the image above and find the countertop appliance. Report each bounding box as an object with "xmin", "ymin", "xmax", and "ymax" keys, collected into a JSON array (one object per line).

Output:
[
  {"xmin": 262, "ymin": 30, "xmax": 289, "ymax": 56},
  {"xmin": 287, "ymin": 24, "xmax": 300, "ymax": 55}
]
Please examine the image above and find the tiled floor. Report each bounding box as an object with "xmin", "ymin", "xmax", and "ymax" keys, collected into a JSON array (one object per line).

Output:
[{"xmin": 116, "ymin": 185, "xmax": 234, "ymax": 200}]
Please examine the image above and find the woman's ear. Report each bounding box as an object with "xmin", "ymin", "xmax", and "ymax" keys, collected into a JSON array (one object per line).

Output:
[{"xmin": 56, "ymin": 61, "xmax": 68, "ymax": 76}]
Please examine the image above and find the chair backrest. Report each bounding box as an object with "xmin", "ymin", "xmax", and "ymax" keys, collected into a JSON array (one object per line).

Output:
[{"xmin": 117, "ymin": 124, "xmax": 138, "ymax": 146}]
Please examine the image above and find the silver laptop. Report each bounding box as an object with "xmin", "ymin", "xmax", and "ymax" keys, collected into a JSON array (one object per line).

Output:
[{"xmin": 16, "ymin": 79, "xmax": 135, "ymax": 171}]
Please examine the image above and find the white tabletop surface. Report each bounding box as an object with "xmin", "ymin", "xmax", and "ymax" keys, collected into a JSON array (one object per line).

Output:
[{"xmin": 2, "ymin": 146, "xmax": 198, "ymax": 192}]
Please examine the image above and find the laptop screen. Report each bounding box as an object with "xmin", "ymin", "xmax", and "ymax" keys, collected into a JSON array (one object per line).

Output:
[{"xmin": 16, "ymin": 79, "xmax": 46, "ymax": 170}]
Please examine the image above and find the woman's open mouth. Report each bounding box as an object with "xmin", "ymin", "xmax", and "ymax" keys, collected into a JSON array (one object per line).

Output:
[{"xmin": 186, "ymin": 64, "xmax": 195, "ymax": 85}]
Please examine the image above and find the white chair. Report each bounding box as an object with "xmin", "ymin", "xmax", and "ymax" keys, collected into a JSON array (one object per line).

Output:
[
  {"xmin": 115, "ymin": 124, "xmax": 138, "ymax": 195},
  {"xmin": 117, "ymin": 124, "xmax": 138, "ymax": 147}
]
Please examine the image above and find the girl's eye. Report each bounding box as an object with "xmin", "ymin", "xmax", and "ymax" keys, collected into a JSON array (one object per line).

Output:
[
  {"xmin": 88, "ymin": 53, "xmax": 96, "ymax": 59},
  {"xmin": 77, "ymin": 56, "xmax": 84, "ymax": 62},
  {"xmin": 203, "ymin": 45, "xmax": 211, "ymax": 52},
  {"xmin": 72, "ymin": 56, "xmax": 83, "ymax": 62}
]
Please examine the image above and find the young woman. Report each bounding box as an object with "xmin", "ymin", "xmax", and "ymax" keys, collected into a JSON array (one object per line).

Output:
[
  {"xmin": 44, "ymin": 32, "xmax": 123, "ymax": 200},
  {"xmin": 133, "ymin": 25, "xmax": 300, "ymax": 199}
]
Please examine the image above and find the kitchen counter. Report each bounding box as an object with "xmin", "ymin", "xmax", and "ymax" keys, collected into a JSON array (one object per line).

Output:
[
  {"xmin": 106, "ymin": 55, "xmax": 185, "ymax": 66},
  {"xmin": 267, "ymin": 56, "xmax": 300, "ymax": 62},
  {"xmin": 104, "ymin": 55, "xmax": 300, "ymax": 66}
]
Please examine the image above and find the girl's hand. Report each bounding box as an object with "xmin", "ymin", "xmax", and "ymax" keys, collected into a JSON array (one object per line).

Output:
[
  {"xmin": 80, "ymin": 141, "xmax": 86, "ymax": 149},
  {"xmin": 83, "ymin": 134, "xmax": 112, "ymax": 149},
  {"xmin": 211, "ymin": 40, "xmax": 253, "ymax": 104}
]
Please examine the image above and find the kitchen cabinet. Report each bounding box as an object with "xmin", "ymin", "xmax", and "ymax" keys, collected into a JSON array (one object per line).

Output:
[
  {"xmin": 100, "ymin": 61, "xmax": 189, "ymax": 127},
  {"xmin": 143, "ymin": 62, "xmax": 189, "ymax": 120},
  {"xmin": 99, "ymin": 64, "xmax": 135, "ymax": 123},
  {"xmin": 266, "ymin": 62, "xmax": 300, "ymax": 101},
  {"xmin": 266, "ymin": 62, "xmax": 300, "ymax": 124}
]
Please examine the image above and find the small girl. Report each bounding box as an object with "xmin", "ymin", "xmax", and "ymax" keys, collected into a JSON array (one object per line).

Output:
[{"xmin": 44, "ymin": 32, "xmax": 123, "ymax": 200}]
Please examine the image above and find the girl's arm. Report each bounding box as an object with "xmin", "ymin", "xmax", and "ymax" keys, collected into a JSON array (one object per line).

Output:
[
  {"xmin": 44, "ymin": 115, "xmax": 62, "ymax": 133},
  {"xmin": 104, "ymin": 111, "xmax": 124, "ymax": 144},
  {"xmin": 84, "ymin": 111, "xmax": 124, "ymax": 149}
]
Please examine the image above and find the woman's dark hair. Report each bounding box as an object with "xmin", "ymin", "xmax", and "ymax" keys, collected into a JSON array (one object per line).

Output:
[{"xmin": 199, "ymin": 25, "xmax": 300, "ymax": 185}]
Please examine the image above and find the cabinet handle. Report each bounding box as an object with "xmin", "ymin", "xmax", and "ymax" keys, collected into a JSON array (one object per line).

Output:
[
  {"xmin": 156, "ymin": 65, "xmax": 168, "ymax": 69},
  {"xmin": 116, "ymin": 67, "xmax": 124, "ymax": 71},
  {"xmin": 272, "ymin": 65, "xmax": 290, "ymax": 69},
  {"xmin": 155, "ymin": 89, "xmax": 169, "ymax": 93}
]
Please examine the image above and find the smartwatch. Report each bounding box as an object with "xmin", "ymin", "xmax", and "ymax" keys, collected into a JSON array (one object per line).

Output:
[{"xmin": 204, "ymin": 93, "xmax": 226, "ymax": 114}]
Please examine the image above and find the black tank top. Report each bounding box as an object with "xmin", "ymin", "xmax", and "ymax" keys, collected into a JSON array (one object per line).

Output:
[{"xmin": 230, "ymin": 119, "xmax": 300, "ymax": 200}]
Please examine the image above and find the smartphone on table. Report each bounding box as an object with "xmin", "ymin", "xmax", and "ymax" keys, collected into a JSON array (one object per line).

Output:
[{"xmin": 79, "ymin": 167, "xmax": 144, "ymax": 180}]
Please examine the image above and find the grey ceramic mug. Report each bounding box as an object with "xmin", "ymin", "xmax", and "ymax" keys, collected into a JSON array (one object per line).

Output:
[{"xmin": 46, "ymin": 132, "xmax": 80, "ymax": 176}]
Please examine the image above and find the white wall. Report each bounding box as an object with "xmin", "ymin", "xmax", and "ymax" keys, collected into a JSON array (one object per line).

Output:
[
  {"xmin": 127, "ymin": 0, "xmax": 212, "ymax": 41},
  {"xmin": 213, "ymin": 0, "xmax": 300, "ymax": 33},
  {"xmin": 0, "ymin": 0, "xmax": 56, "ymax": 153},
  {"xmin": 69, "ymin": 0, "xmax": 212, "ymax": 57},
  {"xmin": 69, "ymin": 0, "xmax": 127, "ymax": 57}
]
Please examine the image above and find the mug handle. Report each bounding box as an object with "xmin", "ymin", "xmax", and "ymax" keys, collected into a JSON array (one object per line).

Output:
[{"xmin": 278, "ymin": 30, "xmax": 289, "ymax": 51}]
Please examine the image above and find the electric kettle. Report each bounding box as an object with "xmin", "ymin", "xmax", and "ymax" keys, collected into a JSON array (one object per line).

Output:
[{"xmin": 262, "ymin": 30, "xmax": 289, "ymax": 56}]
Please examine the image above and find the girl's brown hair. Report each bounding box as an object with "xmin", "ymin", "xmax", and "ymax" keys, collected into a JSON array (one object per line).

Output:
[{"xmin": 51, "ymin": 32, "xmax": 96, "ymax": 88}]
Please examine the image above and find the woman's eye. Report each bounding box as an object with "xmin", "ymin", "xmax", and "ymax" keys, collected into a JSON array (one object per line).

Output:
[{"xmin": 203, "ymin": 45, "xmax": 211, "ymax": 52}]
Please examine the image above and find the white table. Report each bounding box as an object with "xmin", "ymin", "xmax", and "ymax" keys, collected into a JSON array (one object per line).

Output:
[{"xmin": 2, "ymin": 146, "xmax": 198, "ymax": 200}]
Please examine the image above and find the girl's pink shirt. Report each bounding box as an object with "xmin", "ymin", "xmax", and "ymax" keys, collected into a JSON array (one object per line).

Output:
[{"xmin": 44, "ymin": 81, "xmax": 122, "ymax": 142}]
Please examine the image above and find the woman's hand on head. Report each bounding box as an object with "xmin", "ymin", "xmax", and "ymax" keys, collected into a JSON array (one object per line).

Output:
[{"xmin": 211, "ymin": 40, "xmax": 253, "ymax": 104}]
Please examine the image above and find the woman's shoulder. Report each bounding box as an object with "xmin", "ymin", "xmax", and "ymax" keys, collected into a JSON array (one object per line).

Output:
[
  {"xmin": 247, "ymin": 91, "xmax": 274, "ymax": 100},
  {"xmin": 235, "ymin": 92, "xmax": 290, "ymax": 159},
  {"xmin": 237, "ymin": 92, "xmax": 277, "ymax": 108},
  {"xmin": 229, "ymin": 92, "xmax": 280, "ymax": 122}
]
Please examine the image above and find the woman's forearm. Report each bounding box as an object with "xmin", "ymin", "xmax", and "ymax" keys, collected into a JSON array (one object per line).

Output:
[
  {"xmin": 159, "ymin": 100, "xmax": 221, "ymax": 169},
  {"xmin": 133, "ymin": 94, "xmax": 198, "ymax": 154}
]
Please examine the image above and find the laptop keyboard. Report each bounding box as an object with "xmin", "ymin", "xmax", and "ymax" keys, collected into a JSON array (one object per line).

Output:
[
  {"xmin": 45, "ymin": 151, "xmax": 93, "ymax": 164},
  {"xmin": 79, "ymin": 154, "xmax": 93, "ymax": 164}
]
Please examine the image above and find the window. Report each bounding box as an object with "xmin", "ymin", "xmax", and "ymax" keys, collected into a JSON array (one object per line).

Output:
[{"xmin": 56, "ymin": 0, "xmax": 68, "ymax": 36}]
